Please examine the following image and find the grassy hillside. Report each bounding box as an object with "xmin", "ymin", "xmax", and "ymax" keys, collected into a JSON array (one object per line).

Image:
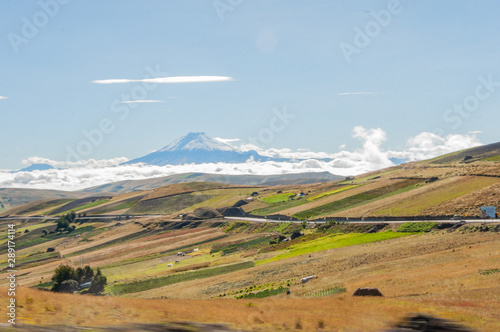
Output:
[
  {"xmin": 0, "ymin": 188, "xmax": 89, "ymax": 215},
  {"xmin": 5, "ymin": 142, "xmax": 500, "ymax": 220},
  {"xmin": 0, "ymin": 216, "xmax": 498, "ymax": 331},
  {"xmin": 81, "ymin": 172, "xmax": 343, "ymax": 193}
]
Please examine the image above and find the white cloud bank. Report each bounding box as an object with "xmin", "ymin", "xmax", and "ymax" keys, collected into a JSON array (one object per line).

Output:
[
  {"xmin": 0, "ymin": 127, "xmax": 482, "ymax": 191},
  {"xmin": 93, "ymin": 76, "xmax": 233, "ymax": 84},
  {"xmin": 0, "ymin": 96, "xmax": 7, "ymax": 99}
]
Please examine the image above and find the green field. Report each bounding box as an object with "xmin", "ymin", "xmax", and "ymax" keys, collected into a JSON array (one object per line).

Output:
[
  {"xmin": 100, "ymin": 234, "xmax": 229, "ymax": 270},
  {"xmin": 260, "ymin": 193, "xmax": 295, "ymax": 204},
  {"xmin": 251, "ymin": 198, "xmax": 308, "ymax": 216},
  {"xmin": 307, "ymin": 185, "xmax": 359, "ymax": 201},
  {"xmin": 238, "ymin": 287, "xmax": 289, "ymax": 299},
  {"xmin": 57, "ymin": 199, "xmax": 109, "ymax": 214},
  {"xmin": 210, "ymin": 236, "xmax": 270, "ymax": 255},
  {"xmin": 108, "ymin": 261, "xmax": 255, "ymax": 295},
  {"xmin": 481, "ymin": 155, "xmax": 500, "ymax": 162},
  {"xmin": 373, "ymin": 177, "xmax": 500, "ymax": 216},
  {"xmin": 257, "ymin": 231, "xmax": 413, "ymax": 265},
  {"xmin": 21, "ymin": 199, "xmax": 74, "ymax": 215},
  {"xmin": 128, "ymin": 193, "xmax": 216, "ymax": 214},
  {"xmin": 6, "ymin": 225, "xmax": 96, "ymax": 252},
  {"xmin": 65, "ymin": 229, "xmax": 153, "ymax": 258},
  {"xmin": 294, "ymin": 180, "xmax": 423, "ymax": 219},
  {"xmin": 397, "ymin": 222, "xmax": 437, "ymax": 232},
  {"xmin": 86, "ymin": 199, "xmax": 140, "ymax": 214},
  {"xmin": 300, "ymin": 286, "xmax": 346, "ymax": 298},
  {"xmin": 0, "ymin": 250, "xmax": 60, "ymax": 270}
]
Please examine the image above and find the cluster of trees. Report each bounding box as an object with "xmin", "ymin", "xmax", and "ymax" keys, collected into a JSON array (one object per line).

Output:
[
  {"xmin": 55, "ymin": 211, "xmax": 77, "ymax": 231},
  {"xmin": 51, "ymin": 265, "xmax": 107, "ymax": 295}
]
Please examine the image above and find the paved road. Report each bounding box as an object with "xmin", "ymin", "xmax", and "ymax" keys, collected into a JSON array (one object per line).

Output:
[
  {"xmin": 1, "ymin": 215, "xmax": 497, "ymax": 224},
  {"xmin": 0, "ymin": 215, "xmax": 161, "ymax": 221},
  {"xmin": 223, "ymin": 216, "xmax": 499, "ymax": 224}
]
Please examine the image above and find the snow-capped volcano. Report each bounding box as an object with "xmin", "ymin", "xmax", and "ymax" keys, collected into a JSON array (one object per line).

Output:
[
  {"xmin": 158, "ymin": 132, "xmax": 235, "ymax": 152},
  {"xmin": 123, "ymin": 132, "xmax": 277, "ymax": 166}
]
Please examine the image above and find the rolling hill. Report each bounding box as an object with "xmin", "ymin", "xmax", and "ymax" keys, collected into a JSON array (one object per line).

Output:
[
  {"xmin": 0, "ymin": 188, "xmax": 90, "ymax": 214},
  {"xmin": 81, "ymin": 172, "xmax": 343, "ymax": 194},
  {"xmin": 4, "ymin": 142, "xmax": 500, "ymax": 219}
]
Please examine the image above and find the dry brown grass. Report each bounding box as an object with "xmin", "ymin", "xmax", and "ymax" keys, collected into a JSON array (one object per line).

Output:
[
  {"xmin": 333, "ymin": 176, "xmax": 500, "ymax": 217},
  {"xmin": 1, "ymin": 226, "xmax": 499, "ymax": 331},
  {"xmin": 142, "ymin": 182, "xmax": 242, "ymax": 201},
  {"xmin": 5, "ymin": 284, "xmax": 498, "ymax": 331}
]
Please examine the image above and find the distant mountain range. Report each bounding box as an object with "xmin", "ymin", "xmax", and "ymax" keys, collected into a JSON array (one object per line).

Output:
[
  {"xmin": 11, "ymin": 163, "xmax": 55, "ymax": 173},
  {"xmin": 123, "ymin": 132, "xmax": 288, "ymax": 165},
  {"xmin": 11, "ymin": 132, "xmax": 409, "ymax": 173},
  {"xmin": 81, "ymin": 172, "xmax": 344, "ymax": 193}
]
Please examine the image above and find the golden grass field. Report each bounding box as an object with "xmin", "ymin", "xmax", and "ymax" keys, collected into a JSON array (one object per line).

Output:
[{"xmin": 0, "ymin": 217, "xmax": 498, "ymax": 331}]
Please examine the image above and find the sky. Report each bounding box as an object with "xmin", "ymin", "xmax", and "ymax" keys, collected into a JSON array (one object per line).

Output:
[{"xmin": 1, "ymin": 0, "xmax": 499, "ymax": 189}]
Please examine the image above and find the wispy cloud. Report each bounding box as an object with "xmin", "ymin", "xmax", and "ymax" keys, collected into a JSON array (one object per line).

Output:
[
  {"xmin": 0, "ymin": 96, "xmax": 8, "ymax": 99},
  {"xmin": 93, "ymin": 76, "xmax": 233, "ymax": 84},
  {"xmin": 119, "ymin": 100, "xmax": 165, "ymax": 104},
  {"xmin": 337, "ymin": 92, "xmax": 377, "ymax": 96},
  {"xmin": 215, "ymin": 137, "xmax": 241, "ymax": 144}
]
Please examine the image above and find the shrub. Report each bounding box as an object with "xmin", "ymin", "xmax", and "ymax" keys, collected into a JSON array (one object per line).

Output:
[
  {"xmin": 51, "ymin": 265, "xmax": 77, "ymax": 292},
  {"xmin": 397, "ymin": 222, "xmax": 437, "ymax": 232},
  {"xmin": 89, "ymin": 274, "xmax": 107, "ymax": 294},
  {"xmin": 59, "ymin": 280, "xmax": 79, "ymax": 293},
  {"xmin": 50, "ymin": 264, "xmax": 105, "ymax": 294}
]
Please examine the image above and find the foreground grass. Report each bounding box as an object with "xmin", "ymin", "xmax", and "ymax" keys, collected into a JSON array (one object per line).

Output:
[
  {"xmin": 257, "ymin": 231, "xmax": 413, "ymax": 265},
  {"xmin": 108, "ymin": 261, "xmax": 255, "ymax": 295}
]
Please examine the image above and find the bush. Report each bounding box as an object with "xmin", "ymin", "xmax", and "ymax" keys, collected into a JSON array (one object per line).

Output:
[
  {"xmin": 397, "ymin": 222, "xmax": 437, "ymax": 232},
  {"xmin": 50, "ymin": 264, "xmax": 106, "ymax": 294},
  {"xmin": 59, "ymin": 280, "xmax": 79, "ymax": 293},
  {"xmin": 51, "ymin": 265, "xmax": 77, "ymax": 292},
  {"xmin": 89, "ymin": 274, "xmax": 107, "ymax": 294}
]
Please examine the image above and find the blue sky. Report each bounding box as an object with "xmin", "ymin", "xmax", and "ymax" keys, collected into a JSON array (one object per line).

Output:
[{"xmin": 1, "ymin": 0, "xmax": 500, "ymax": 171}]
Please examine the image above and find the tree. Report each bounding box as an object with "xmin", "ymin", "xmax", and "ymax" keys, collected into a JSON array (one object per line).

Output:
[
  {"xmin": 50, "ymin": 264, "xmax": 106, "ymax": 295},
  {"xmin": 83, "ymin": 265, "xmax": 94, "ymax": 283},
  {"xmin": 51, "ymin": 265, "xmax": 77, "ymax": 292},
  {"xmin": 59, "ymin": 280, "xmax": 79, "ymax": 293},
  {"xmin": 75, "ymin": 267, "xmax": 85, "ymax": 284},
  {"xmin": 89, "ymin": 274, "xmax": 107, "ymax": 294},
  {"xmin": 56, "ymin": 218, "xmax": 70, "ymax": 231},
  {"xmin": 42, "ymin": 230, "xmax": 48, "ymax": 236}
]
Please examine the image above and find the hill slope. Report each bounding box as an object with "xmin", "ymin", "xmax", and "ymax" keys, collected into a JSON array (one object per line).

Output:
[{"xmin": 5, "ymin": 142, "xmax": 500, "ymax": 219}]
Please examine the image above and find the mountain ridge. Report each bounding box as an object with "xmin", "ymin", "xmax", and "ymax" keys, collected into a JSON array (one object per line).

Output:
[{"xmin": 122, "ymin": 132, "xmax": 285, "ymax": 165}]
